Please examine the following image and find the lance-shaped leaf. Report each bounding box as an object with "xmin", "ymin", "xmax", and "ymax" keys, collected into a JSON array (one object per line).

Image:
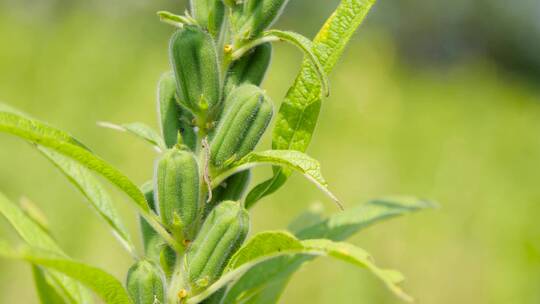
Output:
[
  {"xmin": 0, "ymin": 107, "xmax": 181, "ymax": 251},
  {"xmin": 212, "ymin": 150, "xmax": 342, "ymax": 209},
  {"xmin": 38, "ymin": 146, "xmax": 136, "ymax": 257},
  {"xmin": 246, "ymin": 0, "xmax": 377, "ymax": 207},
  {"xmin": 98, "ymin": 121, "xmax": 166, "ymax": 151},
  {"xmin": 32, "ymin": 265, "xmax": 68, "ymax": 304},
  {"xmin": 223, "ymin": 197, "xmax": 435, "ymax": 303},
  {"xmin": 0, "ymin": 191, "xmax": 93, "ymax": 304},
  {"xmin": 187, "ymin": 231, "xmax": 411, "ymax": 303},
  {"xmin": 0, "ymin": 110, "xmax": 148, "ymax": 212},
  {"xmin": 0, "ymin": 240, "xmax": 133, "ymax": 304}
]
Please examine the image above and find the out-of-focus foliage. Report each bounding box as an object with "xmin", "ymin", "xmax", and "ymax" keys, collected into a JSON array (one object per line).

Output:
[{"xmin": 1, "ymin": 1, "xmax": 540, "ymax": 304}]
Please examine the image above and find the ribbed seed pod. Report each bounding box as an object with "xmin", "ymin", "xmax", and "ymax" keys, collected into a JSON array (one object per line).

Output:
[
  {"xmin": 157, "ymin": 72, "xmax": 197, "ymax": 150},
  {"xmin": 155, "ymin": 147, "xmax": 199, "ymax": 237},
  {"xmin": 225, "ymin": 43, "xmax": 272, "ymax": 95},
  {"xmin": 232, "ymin": 0, "xmax": 290, "ymax": 39},
  {"xmin": 126, "ymin": 260, "xmax": 165, "ymax": 304},
  {"xmin": 190, "ymin": 0, "xmax": 225, "ymax": 38},
  {"xmin": 206, "ymin": 170, "xmax": 251, "ymax": 216},
  {"xmin": 210, "ymin": 84, "xmax": 273, "ymax": 167},
  {"xmin": 185, "ymin": 201, "xmax": 249, "ymax": 287},
  {"xmin": 169, "ymin": 26, "xmax": 221, "ymax": 116}
]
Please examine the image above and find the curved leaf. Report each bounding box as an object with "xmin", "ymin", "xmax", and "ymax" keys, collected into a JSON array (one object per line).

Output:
[
  {"xmin": 188, "ymin": 231, "xmax": 411, "ymax": 303},
  {"xmin": 38, "ymin": 147, "xmax": 136, "ymax": 256},
  {"xmin": 224, "ymin": 197, "xmax": 434, "ymax": 303},
  {"xmin": 213, "ymin": 150, "xmax": 342, "ymax": 209},
  {"xmin": 32, "ymin": 265, "xmax": 68, "ymax": 304},
  {"xmin": 0, "ymin": 108, "xmax": 182, "ymax": 252},
  {"xmin": 0, "ymin": 192, "xmax": 92, "ymax": 304},
  {"xmin": 0, "ymin": 111, "xmax": 149, "ymax": 212},
  {"xmin": 246, "ymin": 0, "xmax": 377, "ymax": 207},
  {"xmin": 295, "ymin": 196, "xmax": 437, "ymax": 240},
  {"xmin": 98, "ymin": 121, "xmax": 165, "ymax": 151},
  {"xmin": 0, "ymin": 240, "xmax": 132, "ymax": 304}
]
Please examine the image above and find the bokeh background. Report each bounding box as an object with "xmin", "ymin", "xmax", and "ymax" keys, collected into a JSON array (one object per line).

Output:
[{"xmin": 1, "ymin": 0, "xmax": 540, "ymax": 303}]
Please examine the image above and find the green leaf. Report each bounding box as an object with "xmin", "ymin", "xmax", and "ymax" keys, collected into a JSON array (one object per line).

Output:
[
  {"xmin": 246, "ymin": 0, "xmax": 377, "ymax": 207},
  {"xmin": 0, "ymin": 107, "xmax": 182, "ymax": 251},
  {"xmin": 0, "ymin": 110, "xmax": 149, "ymax": 213},
  {"xmin": 0, "ymin": 191, "xmax": 93, "ymax": 304},
  {"xmin": 189, "ymin": 231, "xmax": 411, "ymax": 303},
  {"xmin": 38, "ymin": 147, "xmax": 136, "ymax": 257},
  {"xmin": 294, "ymin": 196, "xmax": 437, "ymax": 240},
  {"xmin": 32, "ymin": 265, "xmax": 68, "ymax": 304},
  {"xmin": 225, "ymin": 231, "xmax": 303, "ymax": 271},
  {"xmin": 213, "ymin": 150, "xmax": 342, "ymax": 209},
  {"xmin": 0, "ymin": 240, "xmax": 133, "ymax": 304},
  {"xmin": 224, "ymin": 197, "xmax": 435, "ymax": 303},
  {"xmin": 98, "ymin": 121, "xmax": 165, "ymax": 151},
  {"xmin": 302, "ymin": 239, "xmax": 412, "ymax": 302}
]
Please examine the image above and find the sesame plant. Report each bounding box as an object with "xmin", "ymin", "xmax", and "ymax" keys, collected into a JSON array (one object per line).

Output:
[{"xmin": 0, "ymin": 0, "xmax": 434, "ymax": 303}]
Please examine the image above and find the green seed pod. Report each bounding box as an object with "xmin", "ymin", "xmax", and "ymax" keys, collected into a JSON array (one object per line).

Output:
[
  {"xmin": 210, "ymin": 84, "xmax": 273, "ymax": 167},
  {"xmin": 126, "ymin": 260, "xmax": 165, "ymax": 304},
  {"xmin": 169, "ymin": 26, "xmax": 221, "ymax": 116},
  {"xmin": 190, "ymin": 0, "xmax": 225, "ymax": 38},
  {"xmin": 155, "ymin": 147, "xmax": 200, "ymax": 237},
  {"xmin": 232, "ymin": 0, "xmax": 290, "ymax": 39},
  {"xmin": 157, "ymin": 72, "xmax": 197, "ymax": 150},
  {"xmin": 185, "ymin": 201, "xmax": 249, "ymax": 287},
  {"xmin": 206, "ymin": 170, "xmax": 251, "ymax": 216},
  {"xmin": 225, "ymin": 43, "xmax": 272, "ymax": 95}
]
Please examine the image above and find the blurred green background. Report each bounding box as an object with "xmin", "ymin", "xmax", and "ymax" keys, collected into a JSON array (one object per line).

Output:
[{"xmin": 1, "ymin": 0, "xmax": 540, "ymax": 303}]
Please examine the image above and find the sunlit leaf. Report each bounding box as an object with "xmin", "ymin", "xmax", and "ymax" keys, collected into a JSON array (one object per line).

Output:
[
  {"xmin": 0, "ymin": 110, "xmax": 149, "ymax": 213},
  {"xmin": 246, "ymin": 0, "xmax": 377, "ymax": 207},
  {"xmin": 214, "ymin": 150, "xmax": 341, "ymax": 208},
  {"xmin": 38, "ymin": 147, "xmax": 136, "ymax": 256},
  {"xmin": 32, "ymin": 265, "xmax": 68, "ymax": 304},
  {"xmin": 189, "ymin": 231, "xmax": 411, "ymax": 303},
  {"xmin": 224, "ymin": 197, "xmax": 435, "ymax": 303},
  {"xmin": 0, "ymin": 192, "xmax": 93, "ymax": 304},
  {"xmin": 0, "ymin": 240, "xmax": 132, "ymax": 304}
]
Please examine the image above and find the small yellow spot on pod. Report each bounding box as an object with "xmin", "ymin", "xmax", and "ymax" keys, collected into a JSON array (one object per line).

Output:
[
  {"xmin": 183, "ymin": 239, "xmax": 191, "ymax": 247},
  {"xmin": 178, "ymin": 289, "xmax": 188, "ymax": 299},
  {"xmin": 224, "ymin": 44, "xmax": 233, "ymax": 54}
]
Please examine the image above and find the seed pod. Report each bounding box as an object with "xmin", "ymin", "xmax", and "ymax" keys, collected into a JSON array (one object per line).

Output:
[
  {"xmin": 225, "ymin": 43, "xmax": 272, "ymax": 95},
  {"xmin": 126, "ymin": 260, "xmax": 165, "ymax": 304},
  {"xmin": 185, "ymin": 201, "xmax": 249, "ymax": 287},
  {"xmin": 157, "ymin": 72, "xmax": 197, "ymax": 150},
  {"xmin": 232, "ymin": 0, "xmax": 290, "ymax": 39},
  {"xmin": 155, "ymin": 147, "xmax": 199, "ymax": 237},
  {"xmin": 210, "ymin": 84, "xmax": 273, "ymax": 167},
  {"xmin": 206, "ymin": 170, "xmax": 251, "ymax": 216},
  {"xmin": 190, "ymin": 0, "xmax": 225, "ymax": 38},
  {"xmin": 169, "ymin": 26, "xmax": 221, "ymax": 116}
]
